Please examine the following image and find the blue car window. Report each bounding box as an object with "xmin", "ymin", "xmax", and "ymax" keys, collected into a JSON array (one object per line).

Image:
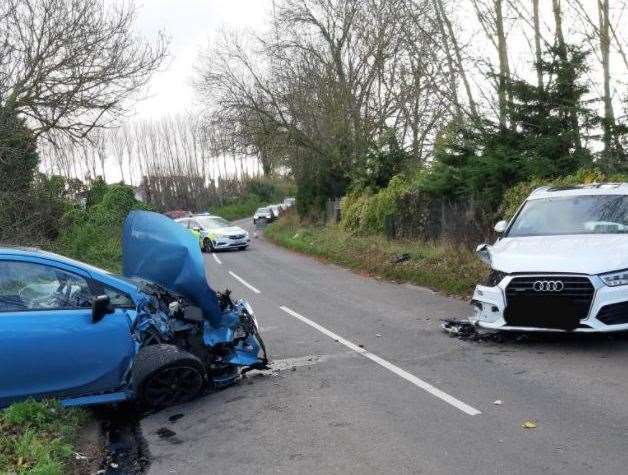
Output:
[
  {"xmin": 0, "ymin": 261, "xmax": 93, "ymax": 312},
  {"xmin": 101, "ymin": 285, "xmax": 134, "ymax": 308}
]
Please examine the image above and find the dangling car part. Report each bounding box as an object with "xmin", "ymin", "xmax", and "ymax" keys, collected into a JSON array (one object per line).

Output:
[{"xmin": 0, "ymin": 210, "xmax": 269, "ymax": 409}]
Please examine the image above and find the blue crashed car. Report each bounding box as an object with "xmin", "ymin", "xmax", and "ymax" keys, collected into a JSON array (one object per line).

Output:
[{"xmin": 0, "ymin": 211, "xmax": 269, "ymax": 408}]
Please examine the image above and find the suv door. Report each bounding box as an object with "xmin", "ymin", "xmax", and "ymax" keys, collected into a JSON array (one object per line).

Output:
[{"xmin": 0, "ymin": 259, "xmax": 135, "ymax": 406}]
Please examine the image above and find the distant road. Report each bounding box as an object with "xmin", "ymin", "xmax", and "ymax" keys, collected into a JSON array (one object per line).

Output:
[{"xmin": 142, "ymin": 217, "xmax": 628, "ymax": 474}]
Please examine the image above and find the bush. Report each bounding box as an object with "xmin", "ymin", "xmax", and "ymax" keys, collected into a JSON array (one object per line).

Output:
[
  {"xmin": 341, "ymin": 176, "xmax": 410, "ymax": 234},
  {"xmin": 53, "ymin": 183, "xmax": 151, "ymax": 272}
]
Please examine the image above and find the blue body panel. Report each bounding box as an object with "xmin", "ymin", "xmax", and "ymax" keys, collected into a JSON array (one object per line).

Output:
[
  {"xmin": 122, "ymin": 211, "xmax": 223, "ymax": 327},
  {"xmin": 0, "ymin": 212, "xmax": 267, "ymax": 408}
]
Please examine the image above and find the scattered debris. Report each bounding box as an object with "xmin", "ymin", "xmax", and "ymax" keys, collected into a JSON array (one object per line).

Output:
[
  {"xmin": 521, "ymin": 420, "xmax": 538, "ymax": 429},
  {"xmin": 493, "ymin": 400, "xmax": 503, "ymax": 405},
  {"xmin": 156, "ymin": 427, "xmax": 177, "ymax": 439},
  {"xmin": 376, "ymin": 333, "xmax": 382, "ymax": 338},
  {"xmin": 168, "ymin": 413, "xmax": 184, "ymax": 423},
  {"xmin": 391, "ymin": 253, "xmax": 411, "ymax": 264},
  {"xmin": 74, "ymin": 452, "xmax": 89, "ymax": 461},
  {"xmin": 440, "ymin": 318, "xmax": 529, "ymax": 343},
  {"xmin": 358, "ymin": 344, "xmax": 365, "ymax": 348}
]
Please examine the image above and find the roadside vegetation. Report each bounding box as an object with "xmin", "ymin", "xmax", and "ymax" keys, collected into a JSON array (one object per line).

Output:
[
  {"xmin": 266, "ymin": 213, "xmax": 487, "ymax": 296},
  {"xmin": 0, "ymin": 400, "xmax": 88, "ymax": 475},
  {"xmin": 208, "ymin": 178, "xmax": 295, "ymax": 221}
]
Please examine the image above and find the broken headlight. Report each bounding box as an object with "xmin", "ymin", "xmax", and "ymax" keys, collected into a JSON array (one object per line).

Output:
[
  {"xmin": 600, "ymin": 269, "xmax": 628, "ymax": 287},
  {"xmin": 483, "ymin": 269, "xmax": 507, "ymax": 287}
]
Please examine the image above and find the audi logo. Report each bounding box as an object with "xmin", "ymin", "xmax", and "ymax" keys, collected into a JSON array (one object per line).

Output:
[{"xmin": 533, "ymin": 280, "xmax": 564, "ymax": 292}]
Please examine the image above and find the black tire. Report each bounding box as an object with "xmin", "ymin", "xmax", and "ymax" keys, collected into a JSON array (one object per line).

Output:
[
  {"xmin": 238, "ymin": 246, "xmax": 248, "ymax": 251},
  {"xmin": 132, "ymin": 344, "xmax": 206, "ymax": 408},
  {"xmin": 202, "ymin": 238, "xmax": 213, "ymax": 253}
]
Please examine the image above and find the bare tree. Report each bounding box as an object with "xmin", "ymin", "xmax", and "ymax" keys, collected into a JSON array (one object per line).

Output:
[{"xmin": 0, "ymin": 0, "xmax": 167, "ymax": 141}]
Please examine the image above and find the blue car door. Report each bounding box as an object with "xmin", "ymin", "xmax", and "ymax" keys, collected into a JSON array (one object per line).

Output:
[{"xmin": 0, "ymin": 258, "xmax": 135, "ymax": 406}]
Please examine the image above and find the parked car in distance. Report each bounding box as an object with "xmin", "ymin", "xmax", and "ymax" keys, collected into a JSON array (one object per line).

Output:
[
  {"xmin": 0, "ymin": 210, "xmax": 268, "ymax": 409},
  {"xmin": 254, "ymin": 207, "xmax": 274, "ymax": 224},
  {"xmin": 176, "ymin": 215, "xmax": 250, "ymax": 252},
  {"xmin": 269, "ymin": 204, "xmax": 282, "ymax": 219},
  {"xmin": 283, "ymin": 197, "xmax": 296, "ymax": 208},
  {"xmin": 472, "ymin": 183, "xmax": 628, "ymax": 333}
]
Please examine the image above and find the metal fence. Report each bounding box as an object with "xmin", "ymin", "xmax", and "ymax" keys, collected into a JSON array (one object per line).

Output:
[{"xmin": 385, "ymin": 193, "xmax": 495, "ymax": 247}]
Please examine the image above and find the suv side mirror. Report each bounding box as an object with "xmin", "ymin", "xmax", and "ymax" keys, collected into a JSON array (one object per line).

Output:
[
  {"xmin": 494, "ymin": 220, "xmax": 508, "ymax": 234},
  {"xmin": 92, "ymin": 295, "xmax": 114, "ymax": 323}
]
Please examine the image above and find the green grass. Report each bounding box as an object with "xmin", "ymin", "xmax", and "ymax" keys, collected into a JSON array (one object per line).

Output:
[
  {"xmin": 265, "ymin": 213, "xmax": 488, "ymax": 296},
  {"xmin": 209, "ymin": 195, "xmax": 265, "ymax": 221},
  {"xmin": 0, "ymin": 400, "xmax": 89, "ymax": 474}
]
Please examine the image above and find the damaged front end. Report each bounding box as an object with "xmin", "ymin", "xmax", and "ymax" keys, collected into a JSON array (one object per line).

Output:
[{"xmin": 123, "ymin": 211, "xmax": 269, "ymax": 388}]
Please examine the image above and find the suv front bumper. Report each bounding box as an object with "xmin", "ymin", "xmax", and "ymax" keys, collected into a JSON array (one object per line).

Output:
[{"xmin": 471, "ymin": 274, "xmax": 628, "ymax": 332}]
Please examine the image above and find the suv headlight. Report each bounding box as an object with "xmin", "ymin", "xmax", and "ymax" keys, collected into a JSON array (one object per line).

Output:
[
  {"xmin": 483, "ymin": 270, "xmax": 507, "ymax": 287},
  {"xmin": 600, "ymin": 269, "xmax": 628, "ymax": 287}
]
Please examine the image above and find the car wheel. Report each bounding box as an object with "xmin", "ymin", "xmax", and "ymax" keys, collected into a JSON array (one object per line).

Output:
[
  {"xmin": 202, "ymin": 238, "xmax": 213, "ymax": 253},
  {"xmin": 238, "ymin": 246, "xmax": 248, "ymax": 251},
  {"xmin": 132, "ymin": 344, "xmax": 206, "ymax": 408}
]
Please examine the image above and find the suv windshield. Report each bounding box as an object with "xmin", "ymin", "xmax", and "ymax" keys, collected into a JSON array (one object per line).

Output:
[
  {"xmin": 196, "ymin": 216, "xmax": 230, "ymax": 229},
  {"xmin": 508, "ymin": 195, "xmax": 628, "ymax": 237}
]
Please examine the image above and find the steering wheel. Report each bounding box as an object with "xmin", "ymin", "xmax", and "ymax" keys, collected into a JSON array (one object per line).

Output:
[{"xmin": 17, "ymin": 283, "xmax": 59, "ymax": 309}]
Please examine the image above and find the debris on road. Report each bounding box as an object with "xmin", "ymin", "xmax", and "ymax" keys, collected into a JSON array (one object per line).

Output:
[
  {"xmin": 391, "ymin": 253, "xmax": 411, "ymax": 264},
  {"xmin": 376, "ymin": 333, "xmax": 382, "ymax": 337},
  {"xmin": 156, "ymin": 427, "xmax": 177, "ymax": 439},
  {"xmin": 168, "ymin": 414, "xmax": 184, "ymax": 423},
  {"xmin": 493, "ymin": 400, "xmax": 503, "ymax": 405},
  {"xmin": 521, "ymin": 420, "xmax": 538, "ymax": 429},
  {"xmin": 440, "ymin": 318, "xmax": 529, "ymax": 343}
]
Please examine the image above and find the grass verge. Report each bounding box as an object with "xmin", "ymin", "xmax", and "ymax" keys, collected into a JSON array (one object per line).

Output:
[
  {"xmin": 265, "ymin": 213, "xmax": 488, "ymax": 296},
  {"xmin": 0, "ymin": 400, "xmax": 89, "ymax": 475}
]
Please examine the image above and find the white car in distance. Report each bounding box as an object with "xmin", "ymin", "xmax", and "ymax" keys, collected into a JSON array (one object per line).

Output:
[
  {"xmin": 254, "ymin": 207, "xmax": 274, "ymax": 225},
  {"xmin": 176, "ymin": 215, "xmax": 250, "ymax": 252}
]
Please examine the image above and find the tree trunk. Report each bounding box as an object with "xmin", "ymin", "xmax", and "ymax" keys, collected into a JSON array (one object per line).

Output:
[
  {"xmin": 532, "ymin": 0, "xmax": 544, "ymax": 90},
  {"xmin": 495, "ymin": 0, "xmax": 511, "ymax": 127},
  {"xmin": 552, "ymin": 0, "xmax": 581, "ymax": 152},
  {"xmin": 433, "ymin": 0, "xmax": 478, "ymax": 118},
  {"xmin": 598, "ymin": 0, "xmax": 622, "ymax": 168}
]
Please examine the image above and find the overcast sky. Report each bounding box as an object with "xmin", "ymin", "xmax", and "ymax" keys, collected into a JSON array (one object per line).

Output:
[{"xmin": 129, "ymin": 0, "xmax": 272, "ymax": 120}]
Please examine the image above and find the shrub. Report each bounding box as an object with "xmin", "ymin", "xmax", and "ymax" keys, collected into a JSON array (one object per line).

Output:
[
  {"xmin": 53, "ymin": 183, "xmax": 151, "ymax": 272},
  {"xmin": 341, "ymin": 175, "xmax": 410, "ymax": 234}
]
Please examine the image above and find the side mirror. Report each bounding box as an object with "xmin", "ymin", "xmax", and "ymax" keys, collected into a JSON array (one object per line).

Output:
[
  {"xmin": 476, "ymin": 243, "xmax": 492, "ymax": 266},
  {"xmin": 92, "ymin": 295, "xmax": 113, "ymax": 323},
  {"xmin": 494, "ymin": 220, "xmax": 508, "ymax": 234}
]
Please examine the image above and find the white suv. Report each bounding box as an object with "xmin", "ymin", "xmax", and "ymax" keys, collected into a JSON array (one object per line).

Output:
[{"xmin": 472, "ymin": 183, "xmax": 628, "ymax": 332}]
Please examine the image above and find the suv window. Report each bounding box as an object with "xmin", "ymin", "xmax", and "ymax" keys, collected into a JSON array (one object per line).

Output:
[
  {"xmin": 508, "ymin": 195, "xmax": 628, "ymax": 237},
  {"xmin": 0, "ymin": 261, "xmax": 93, "ymax": 312}
]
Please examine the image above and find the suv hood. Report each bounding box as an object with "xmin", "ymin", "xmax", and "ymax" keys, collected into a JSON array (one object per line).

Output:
[
  {"xmin": 123, "ymin": 210, "xmax": 222, "ymax": 326},
  {"xmin": 490, "ymin": 234, "xmax": 628, "ymax": 275}
]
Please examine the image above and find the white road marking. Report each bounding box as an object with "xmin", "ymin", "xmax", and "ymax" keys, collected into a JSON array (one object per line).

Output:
[
  {"xmin": 212, "ymin": 253, "xmax": 222, "ymax": 264},
  {"xmin": 279, "ymin": 306, "xmax": 482, "ymax": 416},
  {"xmin": 229, "ymin": 271, "xmax": 261, "ymax": 294}
]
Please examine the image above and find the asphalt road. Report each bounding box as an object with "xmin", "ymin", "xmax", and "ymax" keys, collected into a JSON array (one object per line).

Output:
[{"xmin": 141, "ymin": 219, "xmax": 628, "ymax": 474}]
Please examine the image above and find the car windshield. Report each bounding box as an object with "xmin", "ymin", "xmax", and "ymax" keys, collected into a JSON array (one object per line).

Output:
[
  {"xmin": 196, "ymin": 216, "xmax": 230, "ymax": 229},
  {"xmin": 507, "ymin": 195, "xmax": 628, "ymax": 237},
  {"xmin": 258, "ymin": 208, "xmax": 269, "ymax": 213}
]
